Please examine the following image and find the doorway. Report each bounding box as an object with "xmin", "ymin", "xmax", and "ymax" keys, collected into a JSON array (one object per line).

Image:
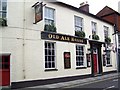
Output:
[
  {"xmin": 93, "ymin": 48, "xmax": 99, "ymax": 75},
  {"xmin": 89, "ymin": 40, "xmax": 103, "ymax": 76},
  {"xmin": 0, "ymin": 54, "xmax": 10, "ymax": 86}
]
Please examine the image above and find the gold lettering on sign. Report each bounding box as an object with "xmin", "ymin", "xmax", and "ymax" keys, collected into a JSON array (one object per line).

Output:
[
  {"xmin": 56, "ymin": 35, "xmax": 59, "ymax": 39},
  {"xmin": 71, "ymin": 38, "xmax": 74, "ymax": 41},
  {"xmin": 61, "ymin": 36, "xmax": 65, "ymax": 40},
  {"xmin": 60, "ymin": 36, "xmax": 70, "ymax": 41},
  {"xmin": 48, "ymin": 34, "xmax": 53, "ymax": 39},
  {"xmin": 48, "ymin": 34, "xmax": 60, "ymax": 39},
  {"xmin": 45, "ymin": 32, "xmax": 86, "ymax": 44}
]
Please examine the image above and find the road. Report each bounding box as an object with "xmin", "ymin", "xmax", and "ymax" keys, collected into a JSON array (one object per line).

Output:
[{"xmin": 63, "ymin": 77, "xmax": 119, "ymax": 90}]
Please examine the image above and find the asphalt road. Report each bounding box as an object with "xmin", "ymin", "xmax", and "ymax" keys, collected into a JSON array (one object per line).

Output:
[{"xmin": 63, "ymin": 77, "xmax": 120, "ymax": 90}]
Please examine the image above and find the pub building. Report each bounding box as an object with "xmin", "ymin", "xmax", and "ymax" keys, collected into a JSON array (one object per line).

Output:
[{"xmin": 0, "ymin": 0, "xmax": 117, "ymax": 88}]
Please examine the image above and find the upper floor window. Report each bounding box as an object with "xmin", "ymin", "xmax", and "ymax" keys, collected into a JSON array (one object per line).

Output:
[
  {"xmin": 44, "ymin": 7, "xmax": 55, "ymax": 25},
  {"xmin": 76, "ymin": 45, "xmax": 85, "ymax": 67},
  {"xmin": 104, "ymin": 26, "xmax": 109, "ymax": 38},
  {"xmin": 74, "ymin": 16, "xmax": 83, "ymax": 31},
  {"xmin": 0, "ymin": 0, "xmax": 7, "ymax": 18},
  {"xmin": 91, "ymin": 22, "xmax": 97, "ymax": 35},
  {"xmin": 44, "ymin": 7, "xmax": 56, "ymax": 32}
]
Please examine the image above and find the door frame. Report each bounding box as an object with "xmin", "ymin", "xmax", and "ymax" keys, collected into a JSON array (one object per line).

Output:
[
  {"xmin": 0, "ymin": 53, "xmax": 11, "ymax": 86},
  {"xmin": 89, "ymin": 40, "xmax": 103, "ymax": 76}
]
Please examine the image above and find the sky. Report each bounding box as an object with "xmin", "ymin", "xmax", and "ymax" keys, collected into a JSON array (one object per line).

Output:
[{"xmin": 58, "ymin": 0, "xmax": 120, "ymax": 14}]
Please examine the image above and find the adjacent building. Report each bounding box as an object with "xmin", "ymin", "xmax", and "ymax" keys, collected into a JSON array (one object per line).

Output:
[
  {"xmin": 0, "ymin": 0, "xmax": 117, "ymax": 88},
  {"xmin": 97, "ymin": 6, "xmax": 120, "ymax": 72}
]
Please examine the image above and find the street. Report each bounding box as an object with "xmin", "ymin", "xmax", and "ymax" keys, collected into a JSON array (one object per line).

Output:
[{"xmin": 63, "ymin": 77, "xmax": 119, "ymax": 90}]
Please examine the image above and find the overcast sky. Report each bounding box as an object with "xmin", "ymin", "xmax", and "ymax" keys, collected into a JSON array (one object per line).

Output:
[{"xmin": 58, "ymin": 0, "xmax": 120, "ymax": 14}]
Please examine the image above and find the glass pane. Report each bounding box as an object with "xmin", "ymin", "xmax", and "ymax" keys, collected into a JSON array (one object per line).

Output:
[
  {"xmin": 51, "ymin": 43, "xmax": 54, "ymax": 49},
  {"xmin": 52, "ymin": 56, "xmax": 54, "ymax": 61},
  {"xmin": 52, "ymin": 62, "xmax": 55, "ymax": 68},
  {"xmin": 48, "ymin": 56, "xmax": 51, "ymax": 61},
  {"xmin": 48, "ymin": 43, "xmax": 51, "ymax": 48},
  {"xmin": 45, "ymin": 49, "xmax": 47, "ymax": 55},
  {"xmin": 45, "ymin": 56, "xmax": 47, "ymax": 61},
  {"xmin": 45, "ymin": 42, "xmax": 47, "ymax": 48},
  {"xmin": 48, "ymin": 62, "xmax": 51, "ymax": 68},
  {"xmin": 52, "ymin": 50, "xmax": 54, "ymax": 55},
  {"xmin": 45, "ymin": 62, "xmax": 48, "ymax": 68},
  {"xmin": 48, "ymin": 50, "xmax": 51, "ymax": 55}
]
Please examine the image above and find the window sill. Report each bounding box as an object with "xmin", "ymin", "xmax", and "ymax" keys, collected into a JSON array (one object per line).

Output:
[
  {"xmin": 106, "ymin": 65, "xmax": 112, "ymax": 67},
  {"xmin": 45, "ymin": 69, "xmax": 58, "ymax": 72},
  {"xmin": 76, "ymin": 67, "xmax": 87, "ymax": 69}
]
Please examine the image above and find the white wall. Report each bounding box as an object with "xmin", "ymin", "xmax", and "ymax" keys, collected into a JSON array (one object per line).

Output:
[{"xmin": 0, "ymin": 1, "xmax": 116, "ymax": 82}]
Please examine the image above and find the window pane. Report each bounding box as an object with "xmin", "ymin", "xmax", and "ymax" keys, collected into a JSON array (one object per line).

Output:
[
  {"xmin": 48, "ymin": 50, "xmax": 51, "ymax": 55},
  {"xmin": 52, "ymin": 50, "xmax": 54, "ymax": 55},
  {"xmin": 45, "ymin": 49, "xmax": 47, "ymax": 55},
  {"xmin": 45, "ymin": 56, "xmax": 47, "ymax": 61},
  {"xmin": 45, "ymin": 62, "xmax": 48, "ymax": 68},
  {"xmin": 52, "ymin": 62, "xmax": 55, "ymax": 68}
]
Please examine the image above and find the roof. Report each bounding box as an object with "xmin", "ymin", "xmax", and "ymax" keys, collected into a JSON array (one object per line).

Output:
[
  {"xmin": 50, "ymin": 1, "xmax": 114, "ymax": 25},
  {"xmin": 96, "ymin": 6, "xmax": 120, "ymax": 17}
]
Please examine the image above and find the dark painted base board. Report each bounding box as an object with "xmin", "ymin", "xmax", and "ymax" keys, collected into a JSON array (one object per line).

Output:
[{"xmin": 11, "ymin": 70, "xmax": 117, "ymax": 89}]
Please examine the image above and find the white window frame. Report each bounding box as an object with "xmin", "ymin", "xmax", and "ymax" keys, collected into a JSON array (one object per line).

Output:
[
  {"xmin": 76, "ymin": 45, "xmax": 85, "ymax": 67},
  {"xmin": 106, "ymin": 51, "xmax": 112, "ymax": 66},
  {"xmin": 44, "ymin": 41, "xmax": 56, "ymax": 70},
  {"xmin": 104, "ymin": 26, "xmax": 109, "ymax": 38},
  {"xmin": 91, "ymin": 21, "xmax": 97, "ymax": 35},
  {"xmin": 44, "ymin": 7, "xmax": 55, "ymax": 25},
  {"xmin": 0, "ymin": 0, "xmax": 7, "ymax": 18},
  {"xmin": 74, "ymin": 16, "xmax": 83, "ymax": 31}
]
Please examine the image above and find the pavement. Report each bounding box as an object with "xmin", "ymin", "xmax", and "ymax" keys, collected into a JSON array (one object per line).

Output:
[
  {"xmin": 25, "ymin": 72, "xmax": 120, "ymax": 89},
  {"xmin": 1, "ymin": 72, "xmax": 119, "ymax": 90}
]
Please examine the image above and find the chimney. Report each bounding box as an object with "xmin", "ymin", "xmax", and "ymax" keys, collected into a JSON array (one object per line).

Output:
[{"xmin": 79, "ymin": 1, "xmax": 89, "ymax": 13}]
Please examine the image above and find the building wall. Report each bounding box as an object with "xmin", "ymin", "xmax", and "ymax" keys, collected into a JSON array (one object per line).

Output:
[{"xmin": 0, "ymin": 1, "xmax": 117, "ymax": 83}]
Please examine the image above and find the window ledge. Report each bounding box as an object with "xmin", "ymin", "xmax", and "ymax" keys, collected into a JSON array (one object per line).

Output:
[
  {"xmin": 76, "ymin": 67, "xmax": 87, "ymax": 69},
  {"xmin": 106, "ymin": 65, "xmax": 112, "ymax": 67},
  {"xmin": 45, "ymin": 69, "xmax": 58, "ymax": 72}
]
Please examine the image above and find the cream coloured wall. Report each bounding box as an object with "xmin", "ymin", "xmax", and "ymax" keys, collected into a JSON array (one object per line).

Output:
[{"xmin": 0, "ymin": 0, "xmax": 117, "ymax": 82}]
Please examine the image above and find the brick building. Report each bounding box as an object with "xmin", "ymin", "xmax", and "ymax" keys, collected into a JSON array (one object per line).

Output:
[{"xmin": 97, "ymin": 6, "xmax": 120, "ymax": 72}]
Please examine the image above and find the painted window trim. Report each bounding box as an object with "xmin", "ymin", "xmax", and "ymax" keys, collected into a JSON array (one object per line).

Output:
[
  {"xmin": 44, "ymin": 41, "xmax": 57, "ymax": 70},
  {"xmin": 91, "ymin": 21, "xmax": 97, "ymax": 35},
  {"xmin": 105, "ymin": 51, "xmax": 112, "ymax": 66},
  {"xmin": 76, "ymin": 45, "xmax": 86, "ymax": 68},
  {"xmin": 44, "ymin": 6, "xmax": 55, "ymax": 25},
  {"xmin": 74, "ymin": 15, "xmax": 84, "ymax": 32}
]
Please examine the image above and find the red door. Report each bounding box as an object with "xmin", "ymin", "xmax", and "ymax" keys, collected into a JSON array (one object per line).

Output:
[
  {"xmin": 93, "ymin": 54, "xmax": 98, "ymax": 75},
  {"xmin": 0, "ymin": 55, "xmax": 10, "ymax": 86}
]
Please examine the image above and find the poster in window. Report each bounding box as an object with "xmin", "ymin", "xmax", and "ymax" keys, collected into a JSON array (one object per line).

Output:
[
  {"xmin": 64, "ymin": 52, "xmax": 71, "ymax": 69},
  {"xmin": 86, "ymin": 54, "xmax": 91, "ymax": 67}
]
